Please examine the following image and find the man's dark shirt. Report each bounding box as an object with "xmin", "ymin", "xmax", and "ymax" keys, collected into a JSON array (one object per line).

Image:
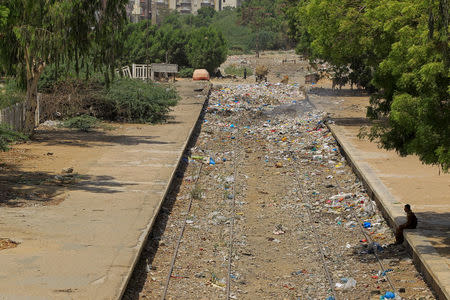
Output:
[{"xmin": 405, "ymin": 211, "xmax": 418, "ymax": 229}]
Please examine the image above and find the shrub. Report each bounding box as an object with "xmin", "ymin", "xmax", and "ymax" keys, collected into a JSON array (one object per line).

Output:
[
  {"xmin": 178, "ymin": 67, "xmax": 194, "ymax": 78},
  {"xmin": 38, "ymin": 78, "xmax": 179, "ymax": 124},
  {"xmin": 224, "ymin": 65, "xmax": 253, "ymax": 77},
  {"xmin": 0, "ymin": 79, "xmax": 25, "ymax": 109},
  {"xmin": 105, "ymin": 79, "xmax": 179, "ymax": 123},
  {"xmin": 0, "ymin": 124, "xmax": 27, "ymax": 151},
  {"xmin": 63, "ymin": 115, "xmax": 99, "ymax": 132}
]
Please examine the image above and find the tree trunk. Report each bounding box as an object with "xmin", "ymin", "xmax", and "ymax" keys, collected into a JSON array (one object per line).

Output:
[
  {"xmin": 110, "ymin": 64, "xmax": 115, "ymax": 82},
  {"xmin": 85, "ymin": 61, "xmax": 90, "ymax": 81},
  {"xmin": 255, "ymin": 33, "xmax": 260, "ymax": 58},
  {"xmin": 75, "ymin": 47, "xmax": 80, "ymax": 78},
  {"xmin": 23, "ymin": 76, "xmax": 39, "ymax": 135},
  {"xmin": 23, "ymin": 49, "xmax": 45, "ymax": 135},
  {"xmin": 104, "ymin": 67, "xmax": 110, "ymax": 89}
]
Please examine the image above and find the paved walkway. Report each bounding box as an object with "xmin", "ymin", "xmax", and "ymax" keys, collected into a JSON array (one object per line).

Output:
[
  {"xmin": 308, "ymin": 85, "xmax": 450, "ymax": 299},
  {"xmin": 0, "ymin": 81, "xmax": 209, "ymax": 299}
]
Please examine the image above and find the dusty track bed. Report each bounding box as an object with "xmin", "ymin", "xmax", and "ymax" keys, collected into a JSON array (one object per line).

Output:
[{"xmin": 124, "ymin": 83, "xmax": 434, "ymax": 300}]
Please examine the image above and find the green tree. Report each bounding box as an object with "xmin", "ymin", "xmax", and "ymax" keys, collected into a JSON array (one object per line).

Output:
[
  {"xmin": 0, "ymin": 5, "xmax": 8, "ymax": 28},
  {"xmin": 1, "ymin": 0, "xmax": 74, "ymax": 135},
  {"xmin": 185, "ymin": 27, "xmax": 228, "ymax": 73},
  {"xmin": 286, "ymin": 0, "xmax": 450, "ymax": 171},
  {"xmin": 194, "ymin": 6, "xmax": 216, "ymax": 27},
  {"xmin": 150, "ymin": 24, "xmax": 188, "ymax": 66},
  {"xmin": 121, "ymin": 21, "xmax": 156, "ymax": 65},
  {"xmin": 366, "ymin": 0, "xmax": 449, "ymax": 171},
  {"xmin": 0, "ymin": 0, "xmax": 127, "ymax": 134},
  {"xmin": 239, "ymin": 0, "xmax": 292, "ymax": 55},
  {"xmin": 91, "ymin": 0, "xmax": 128, "ymax": 88},
  {"xmin": 209, "ymin": 8, "xmax": 252, "ymax": 53}
]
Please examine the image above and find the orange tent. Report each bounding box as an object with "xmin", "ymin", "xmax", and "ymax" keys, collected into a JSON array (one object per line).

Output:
[{"xmin": 193, "ymin": 69, "xmax": 210, "ymax": 81}]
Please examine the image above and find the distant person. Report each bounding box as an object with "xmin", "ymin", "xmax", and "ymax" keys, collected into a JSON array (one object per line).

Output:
[
  {"xmin": 395, "ymin": 204, "xmax": 418, "ymax": 244},
  {"xmin": 243, "ymin": 68, "xmax": 247, "ymax": 80}
]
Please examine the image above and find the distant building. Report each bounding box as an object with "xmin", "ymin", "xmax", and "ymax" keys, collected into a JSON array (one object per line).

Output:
[
  {"xmin": 126, "ymin": 0, "xmax": 172, "ymax": 23},
  {"xmin": 216, "ymin": 0, "xmax": 243, "ymax": 11},
  {"xmin": 127, "ymin": 0, "xmax": 244, "ymax": 22},
  {"xmin": 177, "ymin": 0, "xmax": 215, "ymax": 14}
]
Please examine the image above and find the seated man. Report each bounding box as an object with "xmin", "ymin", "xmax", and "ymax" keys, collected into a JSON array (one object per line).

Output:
[{"xmin": 395, "ymin": 204, "xmax": 418, "ymax": 244}]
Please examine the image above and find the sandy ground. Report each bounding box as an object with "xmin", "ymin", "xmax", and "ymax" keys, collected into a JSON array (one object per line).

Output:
[
  {"xmin": 213, "ymin": 50, "xmax": 309, "ymax": 86},
  {"xmin": 0, "ymin": 124, "xmax": 121, "ymax": 209}
]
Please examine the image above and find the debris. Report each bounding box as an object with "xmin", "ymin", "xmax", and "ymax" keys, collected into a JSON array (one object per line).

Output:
[
  {"xmin": 273, "ymin": 224, "xmax": 285, "ymax": 235},
  {"xmin": 335, "ymin": 277, "xmax": 357, "ymax": 290},
  {"xmin": 62, "ymin": 167, "xmax": 74, "ymax": 174},
  {"xmin": 130, "ymin": 80, "xmax": 435, "ymax": 299}
]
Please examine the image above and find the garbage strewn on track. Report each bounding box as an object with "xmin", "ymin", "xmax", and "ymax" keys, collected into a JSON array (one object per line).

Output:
[{"xmin": 124, "ymin": 83, "xmax": 435, "ymax": 300}]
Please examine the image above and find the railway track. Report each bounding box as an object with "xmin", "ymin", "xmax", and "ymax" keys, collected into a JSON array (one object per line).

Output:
[
  {"xmin": 159, "ymin": 103, "xmax": 244, "ymax": 300},
  {"xmin": 161, "ymin": 162, "xmax": 204, "ymax": 300},
  {"xmin": 125, "ymin": 83, "xmax": 435, "ymax": 300}
]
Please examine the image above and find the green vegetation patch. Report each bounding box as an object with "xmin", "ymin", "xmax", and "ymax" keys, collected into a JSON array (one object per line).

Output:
[
  {"xmin": 105, "ymin": 79, "xmax": 179, "ymax": 124},
  {"xmin": 0, "ymin": 123, "xmax": 27, "ymax": 151},
  {"xmin": 178, "ymin": 67, "xmax": 194, "ymax": 78},
  {"xmin": 224, "ymin": 65, "xmax": 253, "ymax": 77},
  {"xmin": 63, "ymin": 115, "xmax": 99, "ymax": 132},
  {"xmin": 0, "ymin": 80, "xmax": 25, "ymax": 110}
]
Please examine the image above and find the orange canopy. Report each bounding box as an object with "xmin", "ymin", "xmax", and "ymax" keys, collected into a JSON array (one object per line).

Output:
[{"xmin": 193, "ymin": 69, "xmax": 210, "ymax": 81}]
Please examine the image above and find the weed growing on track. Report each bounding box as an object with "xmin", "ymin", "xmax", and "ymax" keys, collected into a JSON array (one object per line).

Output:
[{"xmin": 190, "ymin": 185, "xmax": 203, "ymax": 200}]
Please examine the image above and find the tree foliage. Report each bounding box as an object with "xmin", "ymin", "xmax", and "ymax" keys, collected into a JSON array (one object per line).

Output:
[
  {"xmin": 121, "ymin": 16, "xmax": 228, "ymax": 73},
  {"xmin": 0, "ymin": 0, "xmax": 128, "ymax": 134},
  {"xmin": 239, "ymin": 0, "xmax": 293, "ymax": 54},
  {"xmin": 286, "ymin": 0, "xmax": 449, "ymax": 171},
  {"xmin": 0, "ymin": 5, "xmax": 8, "ymax": 28},
  {"xmin": 186, "ymin": 27, "xmax": 228, "ymax": 73}
]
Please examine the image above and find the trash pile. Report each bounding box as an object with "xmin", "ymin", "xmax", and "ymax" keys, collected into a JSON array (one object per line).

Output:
[{"xmin": 134, "ymin": 83, "xmax": 435, "ymax": 300}]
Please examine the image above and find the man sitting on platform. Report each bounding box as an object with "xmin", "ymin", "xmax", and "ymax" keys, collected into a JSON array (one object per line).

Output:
[{"xmin": 395, "ymin": 204, "xmax": 418, "ymax": 244}]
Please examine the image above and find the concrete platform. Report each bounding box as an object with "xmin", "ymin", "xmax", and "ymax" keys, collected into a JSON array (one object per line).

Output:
[
  {"xmin": 0, "ymin": 81, "xmax": 210, "ymax": 299},
  {"xmin": 308, "ymin": 90, "xmax": 450, "ymax": 300}
]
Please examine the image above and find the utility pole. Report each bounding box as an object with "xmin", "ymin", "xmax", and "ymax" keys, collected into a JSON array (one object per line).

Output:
[
  {"xmin": 146, "ymin": 0, "xmax": 151, "ymax": 82},
  {"xmin": 151, "ymin": 0, "xmax": 157, "ymax": 25}
]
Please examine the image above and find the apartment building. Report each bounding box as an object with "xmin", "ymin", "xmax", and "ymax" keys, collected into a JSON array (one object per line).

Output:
[
  {"xmin": 126, "ymin": 0, "xmax": 172, "ymax": 23},
  {"xmin": 176, "ymin": 0, "xmax": 215, "ymax": 14},
  {"xmin": 127, "ymin": 0, "xmax": 243, "ymax": 21},
  {"xmin": 216, "ymin": 0, "xmax": 243, "ymax": 11}
]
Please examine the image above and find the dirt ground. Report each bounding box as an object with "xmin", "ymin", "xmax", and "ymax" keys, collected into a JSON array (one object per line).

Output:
[
  {"xmin": 0, "ymin": 124, "xmax": 120, "ymax": 208},
  {"xmin": 214, "ymin": 50, "xmax": 309, "ymax": 85},
  {"xmin": 123, "ymin": 53, "xmax": 436, "ymax": 299}
]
